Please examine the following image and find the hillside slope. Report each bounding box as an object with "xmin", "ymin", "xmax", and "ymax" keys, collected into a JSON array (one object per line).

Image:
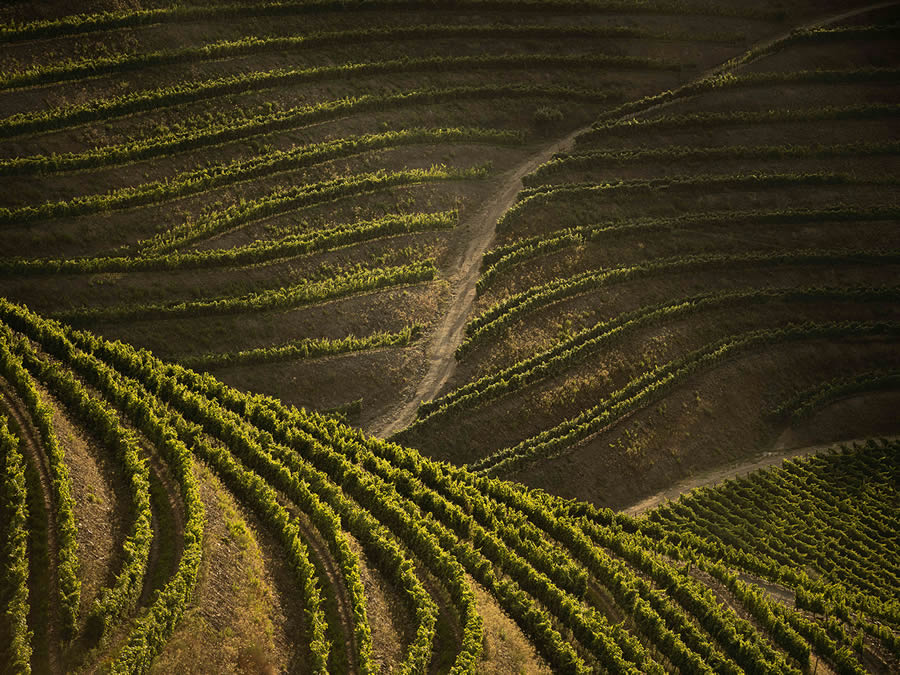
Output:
[
  {"xmin": 0, "ymin": 1, "xmax": 898, "ymax": 672},
  {"xmin": 0, "ymin": 297, "xmax": 897, "ymax": 672},
  {"xmin": 395, "ymin": 2, "xmax": 900, "ymax": 508}
]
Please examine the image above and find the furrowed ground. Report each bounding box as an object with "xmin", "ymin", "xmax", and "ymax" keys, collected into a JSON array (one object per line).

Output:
[
  {"xmin": 0, "ymin": 0, "xmax": 806, "ymax": 427},
  {"xmin": 396, "ymin": 2, "xmax": 900, "ymax": 508},
  {"xmin": 0, "ymin": 0, "xmax": 897, "ymax": 673}
]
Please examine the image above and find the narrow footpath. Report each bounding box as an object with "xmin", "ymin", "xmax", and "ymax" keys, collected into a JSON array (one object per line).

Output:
[
  {"xmin": 621, "ymin": 434, "xmax": 899, "ymax": 516},
  {"xmin": 373, "ymin": 127, "xmax": 585, "ymax": 438}
]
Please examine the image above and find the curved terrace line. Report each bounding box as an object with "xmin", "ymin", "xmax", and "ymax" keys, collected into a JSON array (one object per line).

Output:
[{"xmin": 372, "ymin": 0, "xmax": 900, "ymax": 438}]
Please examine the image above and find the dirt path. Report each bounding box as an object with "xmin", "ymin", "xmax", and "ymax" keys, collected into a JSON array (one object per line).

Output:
[
  {"xmin": 621, "ymin": 435, "xmax": 899, "ymax": 517},
  {"xmin": 0, "ymin": 379, "xmax": 64, "ymax": 674},
  {"xmin": 372, "ymin": 128, "xmax": 586, "ymax": 438},
  {"xmin": 371, "ymin": 0, "xmax": 897, "ymax": 440}
]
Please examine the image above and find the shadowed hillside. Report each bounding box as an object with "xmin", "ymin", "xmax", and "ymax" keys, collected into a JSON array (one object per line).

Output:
[{"xmin": 0, "ymin": 1, "xmax": 897, "ymax": 673}]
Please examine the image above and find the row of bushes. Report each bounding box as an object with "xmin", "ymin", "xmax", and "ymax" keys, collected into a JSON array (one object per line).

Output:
[
  {"xmin": 478, "ymin": 205, "xmax": 900, "ymax": 292},
  {"xmin": 0, "ymin": 85, "xmax": 616, "ymax": 176},
  {"xmin": 0, "ymin": 414, "xmax": 31, "ymax": 674},
  {"xmin": 462, "ymin": 248, "xmax": 900, "ymax": 356},
  {"xmin": 470, "ymin": 320, "xmax": 900, "ymax": 476},
  {"xmin": 56, "ymin": 260, "xmax": 437, "ymax": 323},
  {"xmin": 0, "ymin": 128, "xmax": 516, "ymax": 220},
  {"xmin": 1, "ymin": 52, "xmax": 672, "ymax": 139},
  {"xmin": 136, "ymin": 165, "xmax": 484, "ymax": 256},
  {"xmin": 771, "ymin": 369, "xmax": 900, "ymax": 420},
  {"xmin": 578, "ymin": 103, "xmax": 900, "ymax": 145},
  {"xmin": 412, "ymin": 285, "xmax": 900, "ymax": 427},
  {"xmin": 0, "ymin": 0, "xmax": 781, "ymax": 43},
  {"xmin": 593, "ymin": 67, "xmax": 900, "ymax": 125},
  {"xmin": 0, "ymin": 22, "xmax": 739, "ymax": 90},
  {"xmin": 497, "ymin": 171, "xmax": 892, "ymax": 234},
  {"xmin": 585, "ymin": 523, "xmax": 801, "ymax": 674},
  {"xmin": 0, "ymin": 304, "xmax": 207, "ymax": 673},
  {"xmin": 17, "ymin": 345, "xmax": 152, "ymax": 642},
  {"xmin": 0, "ymin": 337, "xmax": 81, "ymax": 639},
  {"xmin": 178, "ymin": 324, "xmax": 422, "ymax": 369},
  {"xmin": 2, "ymin": 210, "xmax": 455, "ymax": 275},
  {"xmin": 524, "ymin": 140, "xmax": 900, "ymax": 185}
]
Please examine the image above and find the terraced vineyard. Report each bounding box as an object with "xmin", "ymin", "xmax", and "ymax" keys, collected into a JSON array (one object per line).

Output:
[
  {"xmin": 0, "ymin": 0, "xmax": 897, "ymax": 673},
  {"xmin": 396, "ymin": 2, "xmax": 900, "ymax": 507}
]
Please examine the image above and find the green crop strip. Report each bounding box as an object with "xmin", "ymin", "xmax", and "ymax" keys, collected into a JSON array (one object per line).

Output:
[
  {"xmin": 63, "ymin": 317, "xmax": 646, "ymax": 672},
  {"xmin": 716, "ymin": 23, "xmax": 900, "ymax": 76},
  {"xmin": 513, "ymin": 171, "xmax": 896, "ymax": 204},
  {"xmin": 524, "ymin": 141, "xmax": 900, "ymax": 185},
  {"xmin": 135, "ymin": 165, "xmax": 485, "ymax": 256},
  {"xmin": 478, "ymin": 206, "xmax": 900, "ymax": 293},
  {"xmin": 0, "ymin": 53, "xmax": 671, "ymax": 139},
  {"xmin": 0, "ymin": 0, "xmax": 782, "ymax": 43},
  {"xmin": 1, "ymin": 211, "xmax": 458, "ymax": 275},
  {"xmin": 0, "ymin": 85, "xmax": 616, "ymax": 176},
  {"xmin": 176, "ymin": 325, "xmax": 422, "ymax": 369},
  {"xmin": 461, "ymin": 249, "xmax": 900, "ymax": 357},
  {"xmin": 770, "ymin": 369, "xmax": 900, "ymax": 421},
  {"xmin": 409, "ymin": 286, "xmax": 900, "ymax": 429},
  {"xmin": 499, "ymin": 172, "xmax": 897, "ymax": 233},
  {"xmin": 0, "ymin": 415, "xmax": 32, "ymax": 674},
  {"xmin": 578, "ymin": 103, "xmax": 900, "ymax": 145},
  {"xmin": 0, "ymin": 128, "xmax": 519, "ymax": 219},
  {"xmin": 470, "ymin": 320, "xmax": 900, "ymax": 476},
  {"xmin": 6, "ymin": 336, "xmax": 153, "ymax": 642},
  {"xmin": 593, "ymin": 68, "xmax": 900, "ymax": 125},
  {"xmin": 0, "ymin": 339, "xmax": 81, "ymax": 639},
  {"xmin": 54, "ymin": 260, "xmax": 437, "ymax": 323},
  {"xmin": 0, "ymin": 23, "xmax": 740, "ymax": 91}
]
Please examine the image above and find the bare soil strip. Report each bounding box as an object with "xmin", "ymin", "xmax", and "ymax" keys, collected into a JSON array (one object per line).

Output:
[
  {"xmin": 298, "ymin": 511, "xmax": 359, "ymax": 674},
  {"xmin": 371, "ymin": 0, "xmax": 899, "ymax": 440},
  {"xmin": 0, "ymin": 378, "xmax": 63, "ymax": 674},
  {"xmin": 139, "ymin": 440, "xmax": 186, "ymax": 607},
  {"xmin": 274, "ymin": 490, "xmax": 359, "ymax": 673}
]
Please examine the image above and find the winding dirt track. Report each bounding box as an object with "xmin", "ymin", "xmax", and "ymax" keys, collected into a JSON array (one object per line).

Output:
[
  {"xmin": 372, "ymin": 0, "xmax": 899, "ymax": 440},
  {"xmin": 621, "ymin": 434, "xmax": 900, "ymax": 517},
  {"xmin": 373, "ymin": 129, "xmax": 585, "ymax": 438}
]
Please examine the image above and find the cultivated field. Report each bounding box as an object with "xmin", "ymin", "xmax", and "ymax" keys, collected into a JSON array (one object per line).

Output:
[{"xmin": 0, "ymin": 0, "xmax": 897, "ymax": 673}]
